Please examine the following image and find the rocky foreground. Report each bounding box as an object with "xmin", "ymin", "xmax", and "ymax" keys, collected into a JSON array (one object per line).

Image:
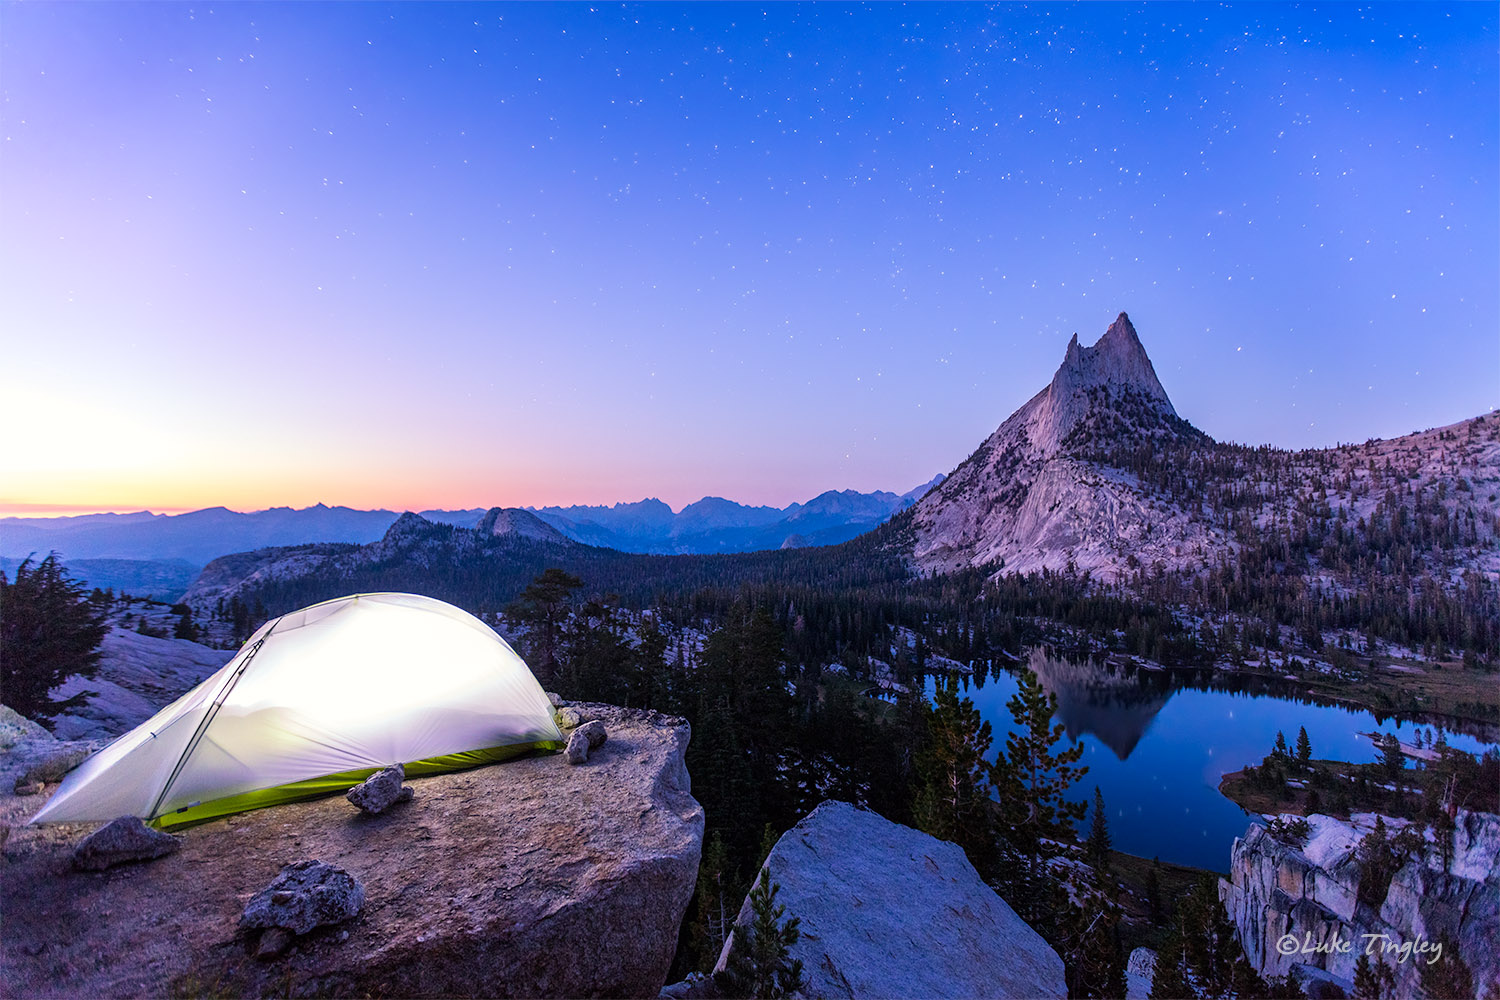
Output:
[
  {"xmin": 1220, "ymin": 810, "xmax": 1500, "ymax": 997},
  {"xmin": 47, "ymin": 625, "xmax": 230, "ymax": 741},
  {"xmin": 715, "ymin": 800, "xmax": 1068, "ymax": 999},
  {"xmin": 1, "ymin": 703, "xmax": 703, "ymax": 999}
]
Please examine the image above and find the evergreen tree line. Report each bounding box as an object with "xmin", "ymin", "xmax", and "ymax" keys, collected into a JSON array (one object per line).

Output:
[{"xmin": 1076, "ymin": 415, "xmax": 1500, "ymax": 662}]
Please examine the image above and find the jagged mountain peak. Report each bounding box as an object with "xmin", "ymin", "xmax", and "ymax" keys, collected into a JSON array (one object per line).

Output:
[
  {"xmin": 1051, "ymin": 311, "xmax": 1174, "ymax": 413},
  {"xmin": 910, "ymin": 312, "xmax": 1211, "ymax": 581},
  {"xmin": 1004, "ymin": 312, "xmax": 1182, "ymax": 457}
]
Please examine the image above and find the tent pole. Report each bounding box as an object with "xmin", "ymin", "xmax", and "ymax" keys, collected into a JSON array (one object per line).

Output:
[{"xmin": 146, "ymin": 620, "xmax": 279, "ymax": 821}]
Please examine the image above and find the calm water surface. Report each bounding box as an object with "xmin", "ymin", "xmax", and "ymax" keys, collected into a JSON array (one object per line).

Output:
[{"xmin": 927, "ymin": 649, "xmax": 1497, "ymax": 872}]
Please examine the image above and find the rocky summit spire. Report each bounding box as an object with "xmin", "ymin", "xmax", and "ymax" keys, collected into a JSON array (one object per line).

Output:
[{"xmin": 1048, "ymin": 311, "xmax": 1174, "ymax": 413}]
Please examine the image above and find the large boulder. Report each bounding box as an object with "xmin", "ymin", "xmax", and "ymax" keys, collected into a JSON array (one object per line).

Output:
[
  {"xmin": 1125, "ymin": 947, "xmax": 1156, "ymax": 1000},
  {"xmin": 715, "ymin": 800, "xmax": 1067, "ymax": 999},
  {"xmin": 2, "ymin": 703, "xmax": 703, "ymax": 999}
]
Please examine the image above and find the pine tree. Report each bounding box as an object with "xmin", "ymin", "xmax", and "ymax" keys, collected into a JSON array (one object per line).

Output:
[
  {"xmin": 914, "ymin": 674, "xmax": 998, "ymax": 876},
  {"xmin": 1418, "ymin": 935, "xmax": 1475, "ymax": 1000},
  {"xmin": 1145, "ymin": 860, "xmax": 1164, "ymax": 925},
  {"xmin": 1379, "ymin": 732, "xmax": 1405, "ymax": 785},
  {"xmin": 1274, "ymin": 729, "xmax": 1290, "ymax": 760},
  {"xmin": 0, "ymin": 555, "xmax": 108, "ymax": 720},
  {"xmin": 171, "ymin": 603, "xmax": 198, "ymax": 641},
  {"xmin": 1296, "ymin": 726, "xmax": 1312, "ymax": 767},
  {"xmin": 995, "ymin": 669, "xmax": 1087, "ymax": 855},
  {"xmin": 506, "ymin": 568, "xmax": 583, "ymax": 685},
  {"xmin": 719, "ymin": 869, "xmax": 805, "ymax": 1000},
  {"xmin": 688, "ymin": 693, "xmax": 755, "ymax": 858},
  {"xmin": 630, "ymin": 615, "xmax": 670, "ymax": 710},
  {"xmin": 992, "ymin": 668, "xmax": 1087, "ymax": 931},
  {"xmin": 1062, "ymin": 900, "xmax": 1128, "ymax": 999},
  {"xmin": 690, "ymin": 832, "xmax": 737, "ymax": 972},
  {"xmin": 1148, "ymin": 920, "xmax": 1190, "ymax": 1000},
  {"xmin": 1352, "ymin": 952, "xmax": 1396, "ymax": 1000},
  {"xmin": 566, "ymin": 596, "xmax": 632, "ymax": 703},
  {"xmin": 1086, "ymin": 786, "xmax": 1113, "ymax": 876}
]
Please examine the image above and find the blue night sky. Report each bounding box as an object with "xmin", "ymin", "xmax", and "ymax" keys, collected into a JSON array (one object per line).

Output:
[{"xmin": 3, "ymin": 3, "xmax": 1496, "ymax": 515}]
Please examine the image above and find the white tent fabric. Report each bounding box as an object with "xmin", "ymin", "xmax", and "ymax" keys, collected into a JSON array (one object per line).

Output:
[{"xmin": 32, "ymin": 593, "xmax": 563, "ymax": 825}]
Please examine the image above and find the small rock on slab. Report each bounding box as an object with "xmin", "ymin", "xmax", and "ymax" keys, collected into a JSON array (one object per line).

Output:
[
  {"xmin": 555, "ymin": 706, "xmax": 584, "ymax": 729},
  {"xmin": 241, "ymin": 860, "xmax": 365, "ymax": 936},
  {"xmin": 345, "ymin": 763, "xmax": 413, "ymax": 814},
  {"xmin": 14, "ymin": 745, "xmax": 91, "ymax": 791},
  {"xmin": 565, "ymin": 720, "xmax": 608, "ymax": 765},
  {"xmin": 73, "ymin": 817, "xmax": 182, "ymax": 871}
]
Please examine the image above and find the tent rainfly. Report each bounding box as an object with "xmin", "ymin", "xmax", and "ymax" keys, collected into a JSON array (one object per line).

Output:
[{"xmin": 31, "ymin": 593, "xmax": 564, "ymax": 829}]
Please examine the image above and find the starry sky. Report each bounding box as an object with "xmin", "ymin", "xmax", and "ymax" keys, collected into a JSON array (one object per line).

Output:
[{"xmin": 3, "ymin": 3, "xmax": 1496, "ymax": 517}]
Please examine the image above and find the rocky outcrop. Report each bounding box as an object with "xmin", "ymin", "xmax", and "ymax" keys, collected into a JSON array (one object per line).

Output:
[
  {"xmin": 715, "ymin": 800, "xmax": 1067, "ymax": 999},
  {"xmin": 72, "ymin": 816, "xmax": 183, "ymax": 871},
  {"xmin": 0, "ymin": 704, "xmax": 51, "ymax": 749},
  {"xmin": 1219, "ymin": 811, "xmax": 1500, "ymax": 997},
  {"xmin": 910, "ymin": 313, "xmax": 1225, "ymax": 583},
  {"xmin": 476, "ymin": 507, "xmax": 572, "ymax": 544},
  {"xmin": 13, "ymin": 744, "xmax": 92, "ymax": 792},
  {"xmin": 1125, "ymin": 947, "xmax": 1155, "ymax": 1000},
  {"xmin": 2, "ymin": 703, "xmax": 703, "ymax": 999},
  {"xmin": 47, "ymin": 627, "xmax": 230, "ymax": 741}
]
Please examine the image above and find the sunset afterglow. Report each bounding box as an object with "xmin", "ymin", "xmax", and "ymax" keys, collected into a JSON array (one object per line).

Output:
[{"xmin": 4, "ymin": 4, "xmax": 1495, "ymax": 517}]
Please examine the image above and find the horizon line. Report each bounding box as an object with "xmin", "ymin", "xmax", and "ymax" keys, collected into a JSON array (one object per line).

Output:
[{"xmin": 0, "ymin": 478, "xmax": 944, "ymax": 522}]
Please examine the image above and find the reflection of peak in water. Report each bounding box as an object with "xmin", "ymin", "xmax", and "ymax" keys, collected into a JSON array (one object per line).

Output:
[{"xmin": 1026, "ymin": 648, "xmax": 1172, "ymax": 761}]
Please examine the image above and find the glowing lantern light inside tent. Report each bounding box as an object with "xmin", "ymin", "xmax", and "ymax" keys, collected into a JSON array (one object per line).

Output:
[{"xmin": 30, "ymin": 593, "xmax": 564, "ymax": 828}]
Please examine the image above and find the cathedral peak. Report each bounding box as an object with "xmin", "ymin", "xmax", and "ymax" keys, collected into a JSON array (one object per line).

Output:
[{"xmin": 1050, "ymin": 310, "xmax": 1172, "ymax": 412}]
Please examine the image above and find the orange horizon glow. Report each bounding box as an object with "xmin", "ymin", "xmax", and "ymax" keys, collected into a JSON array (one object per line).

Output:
[
  {"xmin": 0, "ymin": 470, "xmax": 908, "ymax": 520},
  {"xmin": 5, "ymin": 5, "xmax": 1495, "ymax": 533}
]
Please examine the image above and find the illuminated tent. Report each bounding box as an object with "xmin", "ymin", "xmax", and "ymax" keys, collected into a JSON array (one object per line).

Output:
[{"xmin": 31, "ymin": 592, "xmax": 564, "ymax": 829}]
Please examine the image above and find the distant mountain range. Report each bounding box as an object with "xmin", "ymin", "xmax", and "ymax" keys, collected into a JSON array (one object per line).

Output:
[
  {"xmin": 171, "ymin": 310, "xmax": 1498, "ymax": 677},
  {"xmin": 0, "ymin": 478, "xmax": 944, "ymax": 585},
  {"xmin": 18, "ymin": 311, "xmax": 1498, "ymax": 632}
]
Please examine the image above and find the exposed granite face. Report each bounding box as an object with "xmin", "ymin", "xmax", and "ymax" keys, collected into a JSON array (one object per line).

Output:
[
  {"xmin": 3, "ymin": 704, "xmax": 703, "ymax": 999},
  {"xmin": 0, "ymin": 704, "xmax": 52, "ymax": 749},
  {"xmin": 715, "ymin": 800, "xmax": 1068, "ymax": 1000},
  {"xmin": 47, "ymin": 627, "xmax": 230, "ymax": 742},
  {"xmin": 1219, "ymin": 811, "xmax": 1500, "ymax": 996}
]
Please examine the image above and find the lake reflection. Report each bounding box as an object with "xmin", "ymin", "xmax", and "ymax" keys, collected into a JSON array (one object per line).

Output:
[{"xmin": 931, "ymin": 649, "xmax": 1498, "ymax": 872}]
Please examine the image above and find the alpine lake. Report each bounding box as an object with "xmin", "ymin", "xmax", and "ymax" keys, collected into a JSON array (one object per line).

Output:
[{"xmin": 923, "ymin": 649, "xmax": 1499, "ymax": 872}]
